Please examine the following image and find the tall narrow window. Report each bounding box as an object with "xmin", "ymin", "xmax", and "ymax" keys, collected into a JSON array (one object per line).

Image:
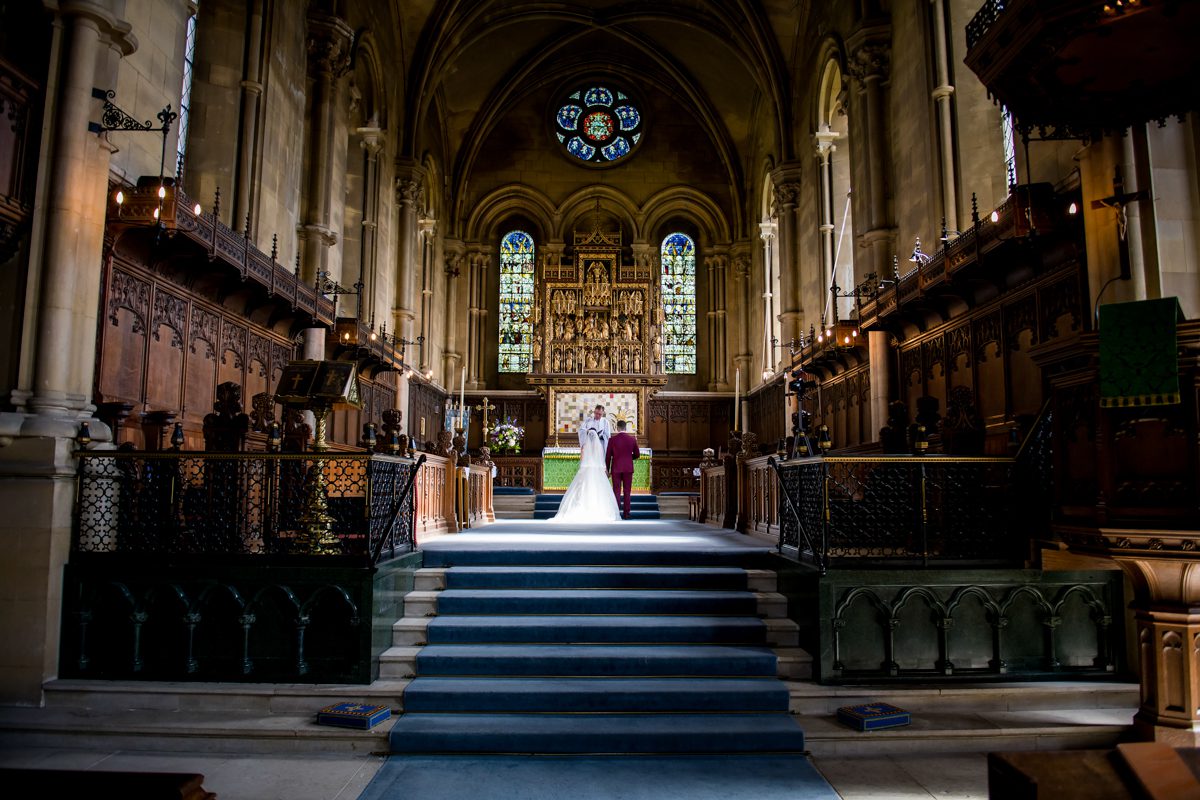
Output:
[
  {"xmin": 660, "ymin": 232, "xmax": 696, "ymax": 374},
  {"xmin": 176, "ymin": 5, "xmax": 198, "ymax": 172},
  {"xmin": 498, "ymin": 230, "xmax": 536, "ymax": 372},
  {"xmin": 1001, "ymin": 104, "xmax": 1017, "ymax": 190}
]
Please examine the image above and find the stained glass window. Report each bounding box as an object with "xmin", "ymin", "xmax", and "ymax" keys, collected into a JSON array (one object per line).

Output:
[
  {"xmin": 554, "ymin": 83, "xmax": 643, "ymax": 166},
  {"xmin": 176, "ymin": 4, "xmax": 198, "ymax": 173},
  {"xmin": 499, "ymin": 230, "xmax": 536, "ymax": 373},
  {"xmin": 660, "ymin": 233, "xmax": 697, "ymax": 374}
]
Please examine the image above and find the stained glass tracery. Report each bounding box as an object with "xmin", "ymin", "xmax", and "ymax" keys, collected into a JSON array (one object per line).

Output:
[
  {"xmin": 499, "ymin": 230, "xmax": 536, "ymax": 373},
  {"xmin": 554, "ymin": 84, "xmax": 643, "ymax": 165},
  {"xmin": 660, "ymin": 233, "xmax": 697, "ymax": 374}
]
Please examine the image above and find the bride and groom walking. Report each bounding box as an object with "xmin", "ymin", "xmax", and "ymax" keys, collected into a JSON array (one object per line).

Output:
[{"xmin": 551, "ymin": 405, "xmax": 640, "ymax": 523}]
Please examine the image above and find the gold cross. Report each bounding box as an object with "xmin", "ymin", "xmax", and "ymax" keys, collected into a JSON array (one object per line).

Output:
[{"xmin": 474, "ymin": 396, "xmax": 497, "ymax": 433}]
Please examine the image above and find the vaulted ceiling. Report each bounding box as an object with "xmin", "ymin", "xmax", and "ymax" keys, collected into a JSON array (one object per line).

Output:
[{"xmin": 391, "ymin": 0, "xmax": 816, "ymax": 232}]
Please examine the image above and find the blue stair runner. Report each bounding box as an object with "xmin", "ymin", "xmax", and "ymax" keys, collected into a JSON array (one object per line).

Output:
[
  {"xmin": 533, "ymin": 493, "xmax": 660, "ymax": 520},
  {"xmin": 391, "ymin": 543, "xmax": 804, "ymax": 755}
]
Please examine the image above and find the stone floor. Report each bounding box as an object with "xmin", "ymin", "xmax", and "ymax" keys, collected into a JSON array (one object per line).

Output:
[{"xmin": 0, "ymin": 746, "xmax": 988, "ymax": 799}]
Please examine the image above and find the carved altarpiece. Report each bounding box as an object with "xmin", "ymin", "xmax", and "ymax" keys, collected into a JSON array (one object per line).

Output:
[{"xmin": 528, "ymin": 223, "xmax": 665, "ymax": 445}]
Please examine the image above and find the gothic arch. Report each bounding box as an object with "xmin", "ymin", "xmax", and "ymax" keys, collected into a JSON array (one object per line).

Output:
[
  {"xmin": 464, "ymin": 184, "xmax": 557, "ymax": 245},
  {"xmin": 641, "ymin": 186, "xmax": 731, "ymax": 246},
  {"xmin": 556, "ymin": 186, "xmax": 641, "ymax": 242}
]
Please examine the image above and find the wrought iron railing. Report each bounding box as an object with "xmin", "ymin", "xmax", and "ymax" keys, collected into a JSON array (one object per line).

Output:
[
  {"xmin": 966, "ymin": 0, "xmax": 1006, "ymax": 50},
  {"xmin": 772, "ymin": 455, "xmax": 1020, "ymax": 570},
  {"xmin": 76, "ymin": 451, "xmax": 420, "ymax": 561}
]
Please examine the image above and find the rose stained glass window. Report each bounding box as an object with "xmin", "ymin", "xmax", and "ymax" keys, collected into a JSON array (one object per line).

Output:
[
  {"xmin": 554, "ymin": 84, "xmax": 642, "ymax": 165},
  {"xmin": 660, "ymin": 233, "xmax": 697, "ymax": 374},
  {"xmin": 499, "ymin": 230, "xmax": 535, "ymax": 373}
]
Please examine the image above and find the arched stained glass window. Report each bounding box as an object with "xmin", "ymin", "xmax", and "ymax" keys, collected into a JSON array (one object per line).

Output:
[
  {"xmin": 660, "ymin": 233, "xmax": 696, "ymax": 374},
  {"xmin": 499, "ymin": 230, "xmax": 536, "ymax": 373},
  {"xmin": 554, "ymin": 84, "xmax": 643, "ymax": 166}
]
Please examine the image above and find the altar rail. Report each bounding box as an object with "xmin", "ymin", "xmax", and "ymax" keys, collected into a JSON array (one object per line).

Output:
[
  {"xmin": 76, "ymin": 451, "xmax": 419, "ymax": 562},
  {"xmin": 768, "ymin": 455, "xmax": 1020, "ymax": 572}
]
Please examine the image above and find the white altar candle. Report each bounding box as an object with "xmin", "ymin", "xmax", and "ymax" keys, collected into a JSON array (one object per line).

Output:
[
  {"xmin": 734, "ymin": 367, "xmax": 741, "ymax": 431},
  {"xmin": 459, "ymin": 366, "xmax": 466, "ymax": 423}
]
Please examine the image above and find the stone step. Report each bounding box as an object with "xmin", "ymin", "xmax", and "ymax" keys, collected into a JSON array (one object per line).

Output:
[
  {"xmin": 392, "ymin": 616, "xmax": 799, "ymax": 648},
  {"xmin": 40, "ymin": 678, "xmax": 410, "ymax": 715},
  {"xmin": 785, "ymin": 679, "xmax": 1140, "ymax": 715},
  {"xmin": 403, "ymin": 589, "xmax": 788, "ymax": 618},
  {"xmin": 414, "ymin": 567, "xmax": 777, "ymax": 593},
  {"xmin": 799, "ymin": 705, "xmax": 1135, "ymax": 757},
  {"xmin": 377, "ymin": 645, "xmax": 811, "ymax": 681},
  {"xmin": 0, "ymin": 706, "xmax": 390, "ymax": 755}
]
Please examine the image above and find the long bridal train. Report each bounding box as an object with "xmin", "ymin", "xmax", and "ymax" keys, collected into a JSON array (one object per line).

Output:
[{"xmin": 549, "ymin": 429, "xmax": 620, "ymax": 523}]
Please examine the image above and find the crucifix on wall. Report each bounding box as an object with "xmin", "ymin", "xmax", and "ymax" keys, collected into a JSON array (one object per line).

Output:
[{"xmin": 1091, "ymin": 166, "xmax": 1149, "ymax": 281}]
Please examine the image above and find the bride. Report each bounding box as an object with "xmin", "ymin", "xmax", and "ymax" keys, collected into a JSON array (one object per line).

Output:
[{"xmin": 550, "ymin": 428, "xmax": 620, "ymax": 522}]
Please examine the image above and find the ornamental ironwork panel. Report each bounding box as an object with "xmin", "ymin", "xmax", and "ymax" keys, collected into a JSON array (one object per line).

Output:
[{"xmin": 76, "ymin": 452, "xmax": 417, "ymax": 561}]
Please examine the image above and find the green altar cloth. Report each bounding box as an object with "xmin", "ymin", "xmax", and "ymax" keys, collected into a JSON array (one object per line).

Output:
[
  {"xmin": 542, "ymin": 449, "xmax": 652, "ymax": 493},
  {"xmin": 1099, "ymin": 298, "xmax": 1183, "ymax": 408}
]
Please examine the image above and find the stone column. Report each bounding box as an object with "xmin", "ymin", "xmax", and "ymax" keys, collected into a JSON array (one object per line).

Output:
[
  {"xmin": 847, "ymin": 26, "xmax": 896, "ymax": 278},
  {"xmin": 770, "ymin": 164, "xmax": 803, "ymax": 344},
  {"xmin": 929, "ymin": 0, "xmax": 960, "ymax": 232},
  {"xmin": 731, "ymin": 245, "xmax": 753, "ymax": 400},
  {"xmin": 705, "ymin": 251, "xmax": 730, "ymax": 390},
  {"xmin": 418, "ymin": 215, "xmax": 437, "ymax": 372},
  {"xmin": 868, "ymin": 330, "xmax": 891, "ymax": 440},
  {"xmin": 815, "ymin": 130, "xmax": 838, "ymax": 325},
  {"xmin": 393, "ymin": 162, "xmax": 424, "ymax": 349},
  {"xmin": 465, "ymin": 248, "xmax": 491, "ymax": 389},
  {"xmin": 298, "ymin": 12, "xmax": 351, "ymax": 363},
  {"xmin": 357, "ymin": 127, "xmax": 383, "ymax": 320},
  {"xmin": 758, "ymin": 221, "xmax": 780, "ymax": 370},
  {"xmin": 441, "ymin": 244, "xmax": 465, "ymax": 387},
  {"xmin": 232, "ymin": 0, "xmax": 266, "ymax": 227},
  {"xmin": 0, "ymin": 0, "xmax": 135, "ymax": 706},
  {"xmin": 297, "ymin": 11, "xmax": 351, "ymax": 283}
]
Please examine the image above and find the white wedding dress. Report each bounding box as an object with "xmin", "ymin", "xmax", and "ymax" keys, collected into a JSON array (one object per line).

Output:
[{"xmin": 550, "ymin": 429, "xmax": 620, "ymax": 523}]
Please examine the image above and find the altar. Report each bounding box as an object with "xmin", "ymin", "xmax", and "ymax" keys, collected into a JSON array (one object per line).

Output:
[{"xmin": 541, "ymin": 446, "xmax": 653, "ymax": 494}]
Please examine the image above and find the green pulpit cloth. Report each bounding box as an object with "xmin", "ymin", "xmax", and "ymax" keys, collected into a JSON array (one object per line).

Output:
[
  {"xmin": 542, "ymin": 448, "xmax": 652, "ymax": 493},
  {"xmin": 1099, "ymin": 297, "xmax": 1183, "ymax": 408}
]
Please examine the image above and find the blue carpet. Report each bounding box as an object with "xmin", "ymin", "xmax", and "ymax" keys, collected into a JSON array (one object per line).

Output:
[
  {"xmin": 425, "ymin": 615, "xmax": 768, "ymax": 644},
  {"xmin": 442, "ymin": 566, "xmax": 750, "ymax": 590},
  {"xmin": 358, "ymin": 755, "xmax": 840, "ymax": 800}
]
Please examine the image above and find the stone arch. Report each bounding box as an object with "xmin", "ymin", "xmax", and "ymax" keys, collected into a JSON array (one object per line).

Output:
[
  {"xmin": 641, "ymin": 186, "xmax": 731, "ymax": 247},
  {"xmin": 465, "ymin": 184, "xmax": 557, "ymax": 246}
]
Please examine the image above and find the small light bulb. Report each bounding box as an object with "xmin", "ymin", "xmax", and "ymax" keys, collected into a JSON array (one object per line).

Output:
[
  {"xmin": 157, "ymin": 185, "xmax": 166, "ymax": 199},
  {"xmin": 193, "ymin": 203, "xmax": 202, "ymax": 215},
  {"xmin": 761, "ymin": 368, "xmax": 772, "ymax": 382},
  {"xmin": 990, "ymin": 210, "xmax": 999, "ymax": 223},
  {"xmin": 370, "ymin": 332, "xmax": 377, "ymax": 341},
  {"xmin": 825, "ymin": 328, "xmax": 832, "ymax": 337},
  {"xmin": 115, "ymin": 191, "xmax": 124, "ymax": 205},
  {"xmin": 343, "ymin": 332, "xmax": 350, "ymax": 341},
  {"xmin": 152, "ymin": 207, "xmax": 159, "ymax": 219},
  {"xmin": 1068, "ymin": 202, "xmax": 1078, "ymax": 215},
  {"xmin": 851, "ymin": 329, "xmax": 858, "ymax": 338},
  {"xmin": 817, "ymin": 334, "xmax": 823, "ymax": 343}
]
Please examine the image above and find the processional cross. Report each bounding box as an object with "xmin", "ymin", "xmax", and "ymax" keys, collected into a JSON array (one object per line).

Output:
[{"xmin": 474, "ymin": 396, "xmax": 497, "ymax": 435}]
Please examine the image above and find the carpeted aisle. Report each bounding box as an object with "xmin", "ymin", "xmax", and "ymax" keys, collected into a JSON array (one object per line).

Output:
[
  {"xmin": 365, "ymin": 521, "xmax": 837, "ymax": 798},
  {"xmin": 357, "ymin": 754, "xmax": 840, "ymax": 800}
]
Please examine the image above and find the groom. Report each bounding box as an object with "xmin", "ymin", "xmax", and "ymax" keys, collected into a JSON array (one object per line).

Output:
[{"xmin": 605, "ymin": 420, "xmax": 640, "ymax": 519}]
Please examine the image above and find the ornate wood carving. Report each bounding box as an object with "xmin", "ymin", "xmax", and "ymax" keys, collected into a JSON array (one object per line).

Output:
[
  {"xmin": 973, "ymin": 312, "xmax": 1002, "ymax": 363},
  {"xmin": 270, "ymin": 342, "xmax": 292, "ymax": 383},
  {"xmin": 1005, "ymin": 293, "xmax": 1038, "ymax": 351},
  {"xmin": 190, "ymin": 307, "xmax": 218, "ymax": 360},
  {"xmin": 948, "ymin": 325, "xmax": 972, "ymax": 371},
  {"xmin": 1039, "ymin": 275, "xmax": 1082, "ymax": 341},
  {"xmin": 649, "ymin": 400, "xmax": 667, "ymax": 424},
  {"xmin": 108, "ymin": 269, "xmax": 149, "ymax": 334},
  {"xmin": 221, "ymin": 320, "xmax": 246, "ymax": 368},
  {"xmin": 924, "ymin": 335, "xmax": 946, "ymax": 378},
  {"xmin": 900, "ymin": 346, "xmax": 923, "ymax": 388},
  {"xmin": 669, "ymin": 402, "xmax": 688, "ymax": 423},
  {"xmin": 249, "ymin": 334, "xmax": 270, "ymax": 378},
  {"xmin": 151, "ymin": 289, "xmax": 187, "ymax": 349}
]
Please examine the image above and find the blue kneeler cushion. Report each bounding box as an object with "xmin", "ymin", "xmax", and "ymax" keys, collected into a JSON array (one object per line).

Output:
[{"xmin": 836, "ymin": 702, "xmax": 912, "ymax": 731}]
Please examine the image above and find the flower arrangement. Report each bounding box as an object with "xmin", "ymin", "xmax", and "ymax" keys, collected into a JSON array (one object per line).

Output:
[{"xmin": 489, "ymin": 417, "xmax": 525, "ymax": 453}]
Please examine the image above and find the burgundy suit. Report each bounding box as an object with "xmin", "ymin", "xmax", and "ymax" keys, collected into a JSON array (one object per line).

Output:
[{"xmin": 605, "ymin": 431, "xmax": 641, "ymax": 518}]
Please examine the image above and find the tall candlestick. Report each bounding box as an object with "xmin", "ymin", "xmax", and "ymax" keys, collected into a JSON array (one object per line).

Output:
[
  {"xmin": 459, "ymin": 366, "xmax": 467, "ymax": 423},
  {"xmin": 734, "ymin": 367, "xmax": 741, "ymax": 432}
]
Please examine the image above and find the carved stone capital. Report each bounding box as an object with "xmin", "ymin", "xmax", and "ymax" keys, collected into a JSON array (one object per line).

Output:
[
  {"xmin": 847, "ymin": 41, "xmax": 891, "ymax": 84},
  {"xmin": 395, "ymin": 177, "xmax": 423, "ymax": 207},
  {"xmin": 773, "ymin": 182, "xmax": 801, "ymax": 209},
  {"xmin": 306, "ymin": 13, "xmax": 353, "ymax": 78}
]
